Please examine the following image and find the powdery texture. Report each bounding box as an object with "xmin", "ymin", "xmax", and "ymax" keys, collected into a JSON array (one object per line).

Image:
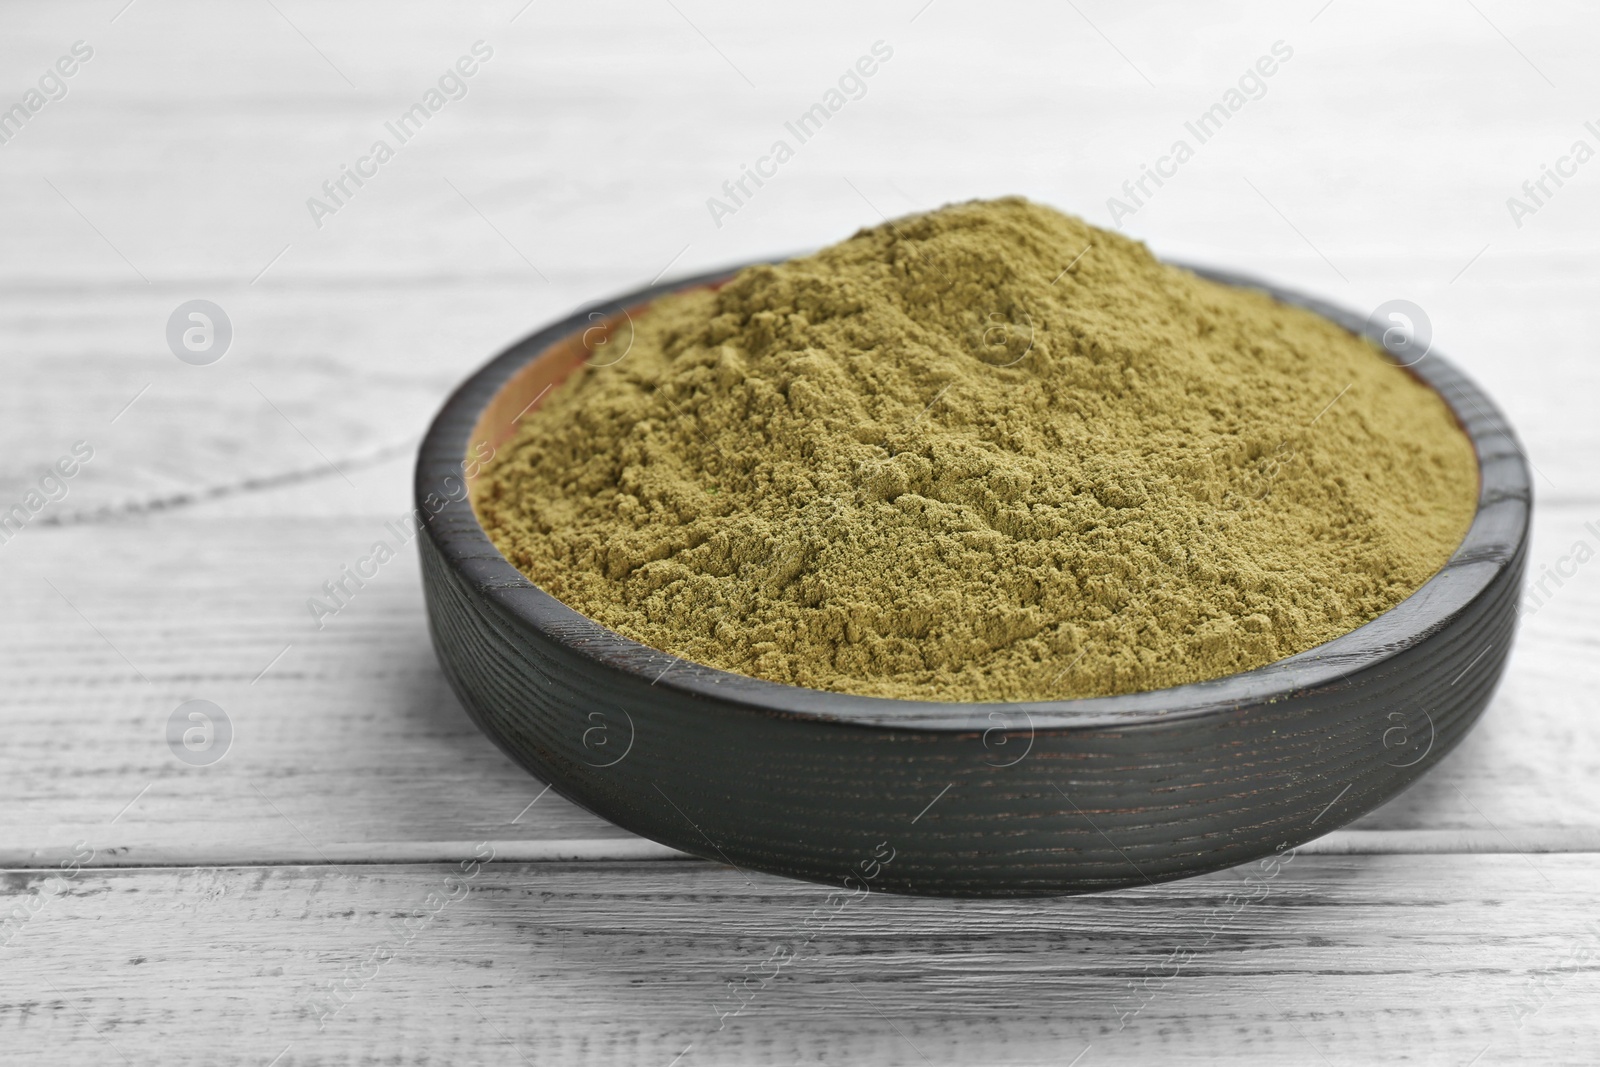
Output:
[{"xmin": 475, "ymin": 198, "xmax": 1478, "ymax": 702}]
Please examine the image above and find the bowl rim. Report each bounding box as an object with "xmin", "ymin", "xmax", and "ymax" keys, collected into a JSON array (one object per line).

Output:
[{"xmin": 416, "ymin": 258, "xmax": 1531, "ymax": 733}]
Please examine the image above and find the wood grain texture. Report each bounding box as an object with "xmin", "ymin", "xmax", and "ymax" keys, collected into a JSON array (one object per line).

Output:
[
  {"xmin": 2, "ymin": 487, "xmax": 1598, "ymax": 866},
  {"xmin": 2, "ymin": 0, "xmax": 1599, "ymax": 1058},
  {"xmin": 2, "ymin": 0, "xmax": 1599, "ymax": 502},
  {"xmin": 3, "ymin": 856, "xmax": 1598, "ymax": 1065}
]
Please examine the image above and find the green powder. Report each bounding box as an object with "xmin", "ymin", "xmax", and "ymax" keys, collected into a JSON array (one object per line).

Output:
[{"xmin": 474, "ymin": 198, "xmax": 1478, "ymax": 702}]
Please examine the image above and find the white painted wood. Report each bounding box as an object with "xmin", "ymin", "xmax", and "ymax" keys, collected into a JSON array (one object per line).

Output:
[
  {"xmin": 12, "ymin": 826, "xmax": 1600, "ymax": 870},
  {"xmin": 3, "ymin": 856, "xmax": 1598, "ymax": 1065},
  {"xmin": 3, "ymin": 0, "xmax": 1599, "ymax": 1062},
  {"xmin": 3, "ymin": 491, "xmax": 1595, "ymax": 865}
]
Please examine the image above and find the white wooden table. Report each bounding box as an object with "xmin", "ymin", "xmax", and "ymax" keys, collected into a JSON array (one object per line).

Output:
[{"xmin": 3, "ymin": 1, "xmax": 1597, "ymax": 1062}]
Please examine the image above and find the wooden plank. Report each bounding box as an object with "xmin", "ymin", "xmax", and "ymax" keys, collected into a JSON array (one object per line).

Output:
[
  {"xmin": 2, "ymin": 476, "xmax": 1597, "ymax": 862},
  {"xmin": 0, "ymin": 0, "xmax": 1596, "ymax": 1061},
  {"xmin": 12, "ymin": 827, "xmax": 1600, "ymax": 870},
  {"xmin": 0, "ymin": 3, "xmax": 1597, "ymax": 507},
  {"xmin": 2, "ymin": 854, "xmax": 1596, "ymax": 1065},
  {"xmin": 4, "ymin": 235, "xmax": 1595, "ymax": 513}
]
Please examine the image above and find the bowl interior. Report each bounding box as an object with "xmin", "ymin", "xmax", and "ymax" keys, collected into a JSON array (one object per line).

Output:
[{"xmin": 468, "ymin": 314, "xmax": 628, "ymax": 465}]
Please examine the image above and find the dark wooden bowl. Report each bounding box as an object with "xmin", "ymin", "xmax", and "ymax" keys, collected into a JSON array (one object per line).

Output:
[{"xmin": 416, "ymin": 261, "xmax": 1530, "ymax": 897}]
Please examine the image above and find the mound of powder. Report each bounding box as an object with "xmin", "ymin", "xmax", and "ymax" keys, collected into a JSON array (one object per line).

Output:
[{"xmin": 474, "ymin": 197, "xmax": 1477, "ymax": 702}]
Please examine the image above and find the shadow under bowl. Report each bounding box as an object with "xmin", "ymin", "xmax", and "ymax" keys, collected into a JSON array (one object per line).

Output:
[{"xmin": 415, "ymin": 261, "xmax": 1530, "ymax": 897}]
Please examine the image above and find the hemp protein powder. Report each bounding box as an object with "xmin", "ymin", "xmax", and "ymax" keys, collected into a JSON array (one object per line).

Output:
[{"xmin": 474, "ymin": 198, "xmax": 1478, "ymax": 702}]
